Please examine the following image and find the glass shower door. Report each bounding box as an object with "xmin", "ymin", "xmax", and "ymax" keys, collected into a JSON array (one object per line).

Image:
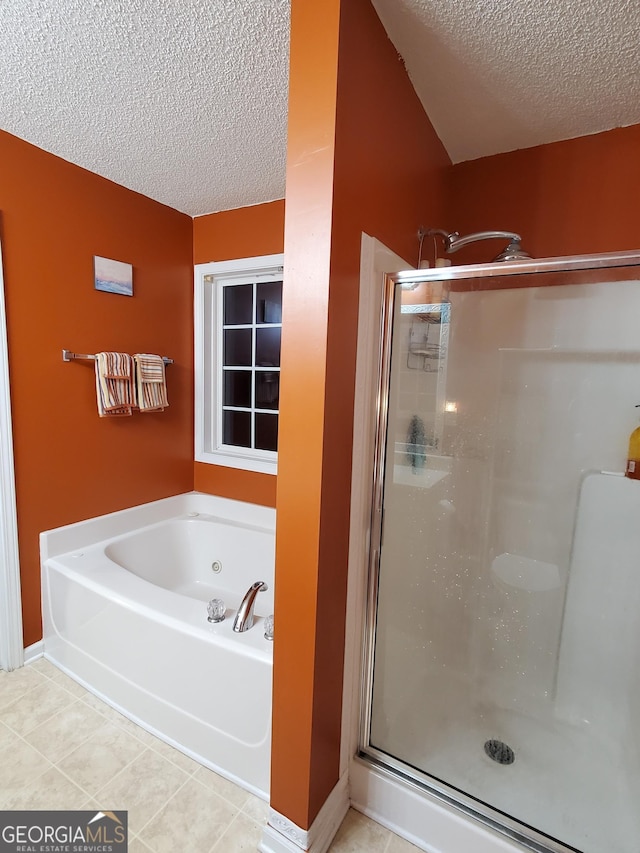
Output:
[{"xmin": 363, "ymin": 254, "xmax": 640, "ymax": 853}]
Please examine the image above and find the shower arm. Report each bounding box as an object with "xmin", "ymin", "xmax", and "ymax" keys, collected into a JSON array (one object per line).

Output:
[{"xmin": 426, "ymin": 229, "xmax": 523, "ymax": 254}]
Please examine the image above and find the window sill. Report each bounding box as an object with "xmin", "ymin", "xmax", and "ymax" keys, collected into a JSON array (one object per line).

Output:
[{"xmin": 195, "ymin": 448, "xmax": 277, "ymax": 476}]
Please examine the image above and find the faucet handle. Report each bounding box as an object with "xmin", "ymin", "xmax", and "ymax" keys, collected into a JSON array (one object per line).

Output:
[
  {"xmin": 207, "ymin": 598, "xmax": 226, "ymax": 623},
  {"xmin": 264, "ymin": 614, "xmax": 274, "ymax": 640}
]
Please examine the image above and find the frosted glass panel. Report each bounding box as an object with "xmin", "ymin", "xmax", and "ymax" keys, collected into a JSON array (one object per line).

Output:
[{"xmin": 367, "ymin": 271, "xmax": 640, "ymax": 853}]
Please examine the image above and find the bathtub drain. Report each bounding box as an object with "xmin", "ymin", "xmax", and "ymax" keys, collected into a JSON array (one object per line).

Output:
[{"xmin": 484, "ymin": 739, "xmax": 515, "ymax": 765}]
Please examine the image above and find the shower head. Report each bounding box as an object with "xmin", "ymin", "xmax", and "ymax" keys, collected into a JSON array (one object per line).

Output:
[
  {"xmin": 424, "ymin": 229, "xmax": 532, "ymax": 263},
  {"xmin": 492, "ymin": 239, "xmax": 532, "ymax": 262}
]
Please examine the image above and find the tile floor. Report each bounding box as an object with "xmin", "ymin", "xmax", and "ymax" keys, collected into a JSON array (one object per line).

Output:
[{"xmin": 0, "ymin": 659, "xmax": 420, "ymax": 852}]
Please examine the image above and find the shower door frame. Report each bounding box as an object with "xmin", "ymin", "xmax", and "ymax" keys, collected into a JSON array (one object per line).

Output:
[{"xmin": 358, "ymin": 249, "xmax": 640, "ymax": 853}]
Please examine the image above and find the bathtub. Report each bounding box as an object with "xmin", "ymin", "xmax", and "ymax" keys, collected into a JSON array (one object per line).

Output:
[{"xmin": 41, "ymin": 492, "xmax": 275, "ymax": 797}]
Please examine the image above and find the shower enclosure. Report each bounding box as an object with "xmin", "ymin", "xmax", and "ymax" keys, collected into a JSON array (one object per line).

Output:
[{"xmin": 360, "ymin": 251, "xmax": 640, "ymax": 853}]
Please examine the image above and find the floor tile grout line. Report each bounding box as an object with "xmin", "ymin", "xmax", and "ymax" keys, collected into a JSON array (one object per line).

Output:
[
  {"xmin": 18, "ymin": 696, "xmax": 133, "ymax": 768},
  {"xmin": 51, "ymin": 740, "xmax": 151, "ymax": 806},
  {"xmin": 29, "ymin": 660, "xmax": 56, "ymax": 680},
  {"xmin": 208, "ymin": 808, "xmax": 258, "ymax": 853},
  {"xmin": 30, "ymin": 670, "xmax": 251, "ymax": 797},
  {"xmin": 106, "ymin": 715, "xmax": 201, "ymax": 775},
  {"xmin": 89, "ymin": 744, "xmax": 159, "ymax": 804},
  {"xmin": 76, "ymin": 691, "xmax": 198, "ymax": 770},
  {"xmin": 55, "ymin": 687, "xmax": 249, "ymax": 800},
  {"xmin": 0, "ymin": 673, "xmax": 56, "ymax": 717},
  {"xmin": 44, "ymin": 764, "xmax": 98, "ymax": 807},
  {"xmin": 0, "ymin": 716, "xmax": 249, "ymax": 821},
  {"xmin": 71, "ymin": 694, "xmax": 180, "ymax": 761},
  {"xmin": 0, "ymin": 716, "xmax": 251, "ymax": 836},
  {"xmin": 4, "ymin": 673, "xmax": 244, "ymax": 823},
  {"xmin": 0, "ymin": 702, "xmax": 116, "ymax": 800},
  {"xmin": 0, "ymin": 728, "xmax": 59, "ymax": 809},
  {"xmin": 135, "ymin": 766, "xmax": 244, "ymax": 845},
  {"xmin": 75, "ymin": 690, "xmax": 232, "ymax": 784},
  {"xmin": 133, "ymin": 768, "xmax": 198, "ymax": 840},
  {"xmin": 1, "ymin": 686, "xmax": 86, "ymax": 739},
  {"xmin": 240, "ymin": 795, "xmax": 269, "ymax": 820},
  {"xmin": 130, "ymin": 836, "xmax": 154, "ymax": 853},
  {"xmin": 78, "ymin": 693, "xmax": 141, "ymax": 731},
  {"xmin": 206, "ymin": 792, "xmax": 250, "ymax": 853},
  {"xmin": 0, "ymin": 712, "xmax": 61, "ymax": 765},
  {"xmin": 144, "ymin": 737, "xmax": 200, "ymax": 776},
  {"xmin": 191, "ymin": 770, "xmax": 254, "ymax": 812},
  {"xmin": 3, "ymin": 667, "xmax": 275, "ymax": 850}
]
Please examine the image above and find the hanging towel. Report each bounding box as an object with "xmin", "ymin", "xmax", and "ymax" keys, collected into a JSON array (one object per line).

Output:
[
  {"xmin": 94, "ymin": 352, "xmax": 135, "ymax": 417},
  {"xmin": 133, "ymin": 353, "xmax": 168, "ymax": 412}
]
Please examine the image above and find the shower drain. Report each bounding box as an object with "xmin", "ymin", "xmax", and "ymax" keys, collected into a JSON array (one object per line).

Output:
[{"xmin": 483, "ymin": 739, "xmax": 515, "ymax": 765}]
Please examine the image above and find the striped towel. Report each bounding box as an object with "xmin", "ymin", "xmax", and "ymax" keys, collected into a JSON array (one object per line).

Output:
[
  {"xmin": 94, "ymin": 352, "xmax": 135, "ymax": 417},
  {"xmin": 133, "ymin": 354, "xmax": 168, "ymax": 412}
]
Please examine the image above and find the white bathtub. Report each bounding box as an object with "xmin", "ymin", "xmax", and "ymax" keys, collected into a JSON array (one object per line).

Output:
[{"xmin": 41, "ymin": 492, "xmax": 275, "ymax": 797}]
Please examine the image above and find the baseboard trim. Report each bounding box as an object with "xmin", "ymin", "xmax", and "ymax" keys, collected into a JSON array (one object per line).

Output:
[
  {"xmin": 24, "ymin": 640, "xmax": 44, "ymax": 664},
  {"xmin": 259, "ymin": 773, "xmax": 349, "ymax": 853}
]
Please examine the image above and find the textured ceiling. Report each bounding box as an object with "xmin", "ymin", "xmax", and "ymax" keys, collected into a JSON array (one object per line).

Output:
[
  {"xmin": 373, "ymin": 0, "xmax": 640, "ymax": 163},
  {"xmin": 0, "ymin": 0, "xmax": 290, "ymax": 216},
  {"xmin": 1, "ymin": 1, "xmax": 639, "ymax": 215}
]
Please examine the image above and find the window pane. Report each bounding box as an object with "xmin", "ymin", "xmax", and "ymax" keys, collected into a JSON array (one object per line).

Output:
[
  {"xmin": 224, "ymin": 284, "xmax": 253, "ymax": 325},
  {"xmin": 257, "ymin": 281, "xmax": 283, "ymax": 324},
  {"xmin": 255, "ymin": 413, "xmax": 278, "ymax": 452},
  {"xmin": 255, "ymin": 371, "xmax": 279, "ymax": 410},
  {"xmin": 224, "ymin": 370, "xmax": 252, "ymax": 408},
  {"xmin": 256, "ymin": 327, "xmax": 281, "ymax": 367},
  {"xmin": 223, "ymin": 410, "xmax": 251, "ymax": 447},
  {"xmin": 224, "ymin": 328, "xmax": 252, "ymax": 366}
]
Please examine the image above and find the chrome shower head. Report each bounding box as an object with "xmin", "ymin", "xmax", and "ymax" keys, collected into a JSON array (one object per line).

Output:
[
  {"xmin": 424, "ymin": 228, "xmax": 532, "ymax": 263},
  {"xmin": 492, "ymin": 239, "xmax": 532, "ymax": 262}
]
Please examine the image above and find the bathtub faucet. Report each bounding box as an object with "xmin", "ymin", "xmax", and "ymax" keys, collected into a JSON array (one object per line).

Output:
[{"xmin": 233, "ymin": 581, "xmax": 268, "ymax": 633}]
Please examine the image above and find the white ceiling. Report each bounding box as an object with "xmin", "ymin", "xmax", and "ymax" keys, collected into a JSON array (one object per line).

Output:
[
  {"xmin": 1, "ymin": 0, "xmax": 639, "ymax": 217},
  {"xmin": 0, "ymin": 0, "xmax": 290, "ymax": 217},
  {"xmin": 373, "ymin": 0, "xmax": 640, "ymax": 163}
]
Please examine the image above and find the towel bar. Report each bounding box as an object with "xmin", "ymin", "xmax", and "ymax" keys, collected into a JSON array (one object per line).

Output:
[{"xmin": 62, "ymin": 349, "xmax": 173, "ymax": 365}]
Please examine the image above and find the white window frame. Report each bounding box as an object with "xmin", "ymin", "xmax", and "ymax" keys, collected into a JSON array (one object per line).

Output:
[{"xmin": 195, "ymin": 254, "xmax": 283, "ymax": 475}]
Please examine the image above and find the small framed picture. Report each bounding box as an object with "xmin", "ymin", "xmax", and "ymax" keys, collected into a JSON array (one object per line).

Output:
[{"xmin": 94, "ymin": 256, "xmax": 133, "ymax": 297}]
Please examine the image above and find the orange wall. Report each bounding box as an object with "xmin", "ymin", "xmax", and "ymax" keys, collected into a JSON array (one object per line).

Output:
[
  {"xmin": 271, "ymin": 0, "xmax": 450, "ymax": 829},
  {"xmin": 446, "ymin": 125, "xmax": 640, "ymax": 263},
  {"xmin": 193, "ymin": 464, "xmax": 277, "ymax": 507},
  {"xmin": 192, "ymin": 201, "xmax": 284, "ymax": 507},
  {"xmin": 271, "ymin": 0, "xmax": 341, "ymax": 830},
  {"xmin": 193, "ymin": 200, "xmax": 285, "ymax": 265},
  {"xmin": 0, "ymin": 130, "xmax": 194, "ymax": 647}
]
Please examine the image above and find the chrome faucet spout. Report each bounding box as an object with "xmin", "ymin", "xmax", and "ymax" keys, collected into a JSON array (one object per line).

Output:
[{"xmin": 233, "ymin": 581, "xmax": 268, "ymax": 633}]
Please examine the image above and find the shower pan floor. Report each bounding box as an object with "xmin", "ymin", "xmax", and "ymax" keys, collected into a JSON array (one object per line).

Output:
[{"xmin": 372, "ymin": 669, "xmax": 638, "ymax": 853}]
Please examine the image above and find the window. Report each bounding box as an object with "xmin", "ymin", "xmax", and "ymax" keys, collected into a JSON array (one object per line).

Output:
[{"xmin": 195, "ymin": 254, "xmax": 283, "ymax": 474}]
